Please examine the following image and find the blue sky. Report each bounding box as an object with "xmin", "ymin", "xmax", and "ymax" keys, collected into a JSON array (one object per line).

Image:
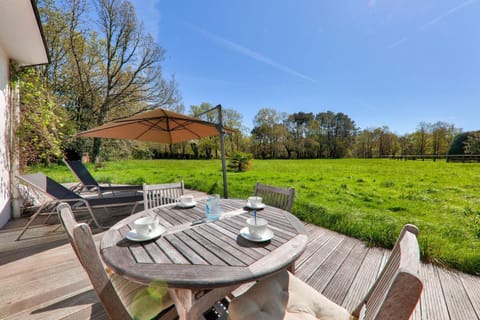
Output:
[{"xmin": 130, "ymin": 0, "xmax": 480, "ymax": 135}]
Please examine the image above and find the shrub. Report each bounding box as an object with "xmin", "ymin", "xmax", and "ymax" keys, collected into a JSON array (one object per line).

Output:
[
  {"xmin": 447, "ymin": 131, "xmax": 480, "ymax": 155},
  {"xmin": 227, "ymin": 152, "xmax": 253, "ymax": 172}
]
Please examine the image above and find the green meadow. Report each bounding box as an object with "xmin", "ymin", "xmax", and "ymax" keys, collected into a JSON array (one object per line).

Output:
[{"xmin": 34, "ymin": 158, "xmax": 480, "ymax": 275}]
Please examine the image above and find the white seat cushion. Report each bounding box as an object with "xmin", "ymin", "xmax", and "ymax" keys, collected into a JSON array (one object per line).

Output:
[
  {"xmin": 229, "ymin": 270, "xmax": 356, "ymax": 320},
  {"xmin": 111, "ymin": 273, "xmax": 173, "ymax": 320}
]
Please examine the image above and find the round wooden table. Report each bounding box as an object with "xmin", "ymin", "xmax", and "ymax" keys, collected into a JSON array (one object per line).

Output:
[{"xmin": 100, "ymin": 198, "xmax": 308, "ymax": 319}]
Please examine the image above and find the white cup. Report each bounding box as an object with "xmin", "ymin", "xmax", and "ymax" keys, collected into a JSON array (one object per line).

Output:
[
  {"xmin": 180, "ymin": 194, "xmax": 195, "ymax": 205},
  {"xmin": 247, "ymin": 217, "xmax": 268, "ymax": 239},
  {"xmin": 247, "ymin": 196, "xmax": 262, "ymax": 207},
  {"xmin": 134, "ymin": 216, "xmax": 155, "ymax": 236}
]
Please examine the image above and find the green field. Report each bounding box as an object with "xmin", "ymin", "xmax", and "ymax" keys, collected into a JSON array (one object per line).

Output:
[{"xmin": 34, "ymin": 159, "xmax": 480, "ymax": 275}]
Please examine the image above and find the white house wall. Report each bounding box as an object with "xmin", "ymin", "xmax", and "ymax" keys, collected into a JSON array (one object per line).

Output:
[{"xmin": 0, "ymin": 48, "xmax": 11, "ymax": 228}]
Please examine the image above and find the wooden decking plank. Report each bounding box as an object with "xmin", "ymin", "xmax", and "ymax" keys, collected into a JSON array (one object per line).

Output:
[
  {"xmin": 296, "ymin": 227, "xmax": 333, "ymax": 267},
  {"xmin": 341, "ymin": 246, "xmax": 385, "ymax": 312},
  {"xmin": 322, "ymin": 241, "xmax": 369, "ymax": 305},
  {"xmin": 0, "ymin": 261, "xmax": 90, "ymax": 315},
  {"xmin": 420, "ymin": 263, "xmax": 450, "ymax": 320},
  {"xmin": 437, "ymin": 267, "xmax": 478, "ymax": 320},
  {"xmin": 307, "ymin": 236, "xmax": 357, "ymax": 293},
  {"xmin": 0, "ymin": 281, "xmax": 90, "ymax": 318},
  {"xmin": 411, "ymin": 300, "xmax": 422, "ymax": 320},
  {"xmin": 57, "ymin": 303, "xmax": 108, "ymax": 320},
  {"xmin": 460, "ymin": 273, "xmax": 480, "ymax": 318},
  {"xmin": 2, "ymin": 286, "xmax": 95, "ymax": 320},
  {"xmin": 296, "ymin": 234, "xmax": 345, "ymax": 282}
]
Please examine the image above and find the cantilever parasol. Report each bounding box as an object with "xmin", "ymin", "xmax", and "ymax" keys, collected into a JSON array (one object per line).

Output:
[{"xmin": 77, "ymin": 106, "xmax": 232, "ymax": 197}]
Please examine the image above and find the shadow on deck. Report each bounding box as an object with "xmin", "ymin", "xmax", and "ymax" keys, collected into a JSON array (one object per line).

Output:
[{"xmin": 1, "ymin": 203, "xmax": 479, "ymax": 319}]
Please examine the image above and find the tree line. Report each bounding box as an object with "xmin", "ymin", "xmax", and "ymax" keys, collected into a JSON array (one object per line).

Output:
[
  {"xmin": 13, "ymin": 0, "xmax": 478, "ymax": 167},
  {"xmin": 249, "ymin": 109, "xmax": 465, "ymax": 159}
]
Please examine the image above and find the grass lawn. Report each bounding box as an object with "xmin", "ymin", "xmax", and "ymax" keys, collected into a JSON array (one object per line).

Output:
[{"xmin": 32, "ymin": 158, "xmax": 480, "ymax": 275}]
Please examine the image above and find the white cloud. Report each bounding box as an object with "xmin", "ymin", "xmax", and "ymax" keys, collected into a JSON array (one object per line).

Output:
[
  {"xmin": 388, "ymin": 37, "xmax": 409, "ymax": 49},
  {"xmin": 193, "ymin": 26, "xmax": 315, "ymax": 82},
  {"xmin": 420, "ymin": 0, "xmax": 477, "ymax": 30}
]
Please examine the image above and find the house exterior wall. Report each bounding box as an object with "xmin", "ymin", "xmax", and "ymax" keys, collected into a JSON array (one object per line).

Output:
[{"xmin": 0, "ymin": 48, "xmax": 11, "ymax": 228}]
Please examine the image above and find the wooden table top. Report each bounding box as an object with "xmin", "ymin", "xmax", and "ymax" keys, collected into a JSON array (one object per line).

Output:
[{"xmin": 100, "ymin": 198, "xmax": 308, "ymax": 289}]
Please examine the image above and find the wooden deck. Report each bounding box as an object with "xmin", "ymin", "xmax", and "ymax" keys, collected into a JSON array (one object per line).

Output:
[{"xmin": 1, "ymin": 213, "xmax": 479, "ymax": 319}]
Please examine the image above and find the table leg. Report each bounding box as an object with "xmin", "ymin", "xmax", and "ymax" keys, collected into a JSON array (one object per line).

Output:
[
  {"xmin": 169, "ymin": 285, "xmax": 238, "ymax": 319},
  {"xmin": 288, "ymin": 262, "xmax": 296, "ymax": 274}
]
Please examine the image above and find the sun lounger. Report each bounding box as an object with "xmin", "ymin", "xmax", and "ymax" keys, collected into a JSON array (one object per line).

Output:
[
  {"xmin": 64, "ymin": 159, "xmax": 142, "ymax": 195},
  {"xmin": 16, "ymin": 172, "xmax": 143, "ymax": 241}
]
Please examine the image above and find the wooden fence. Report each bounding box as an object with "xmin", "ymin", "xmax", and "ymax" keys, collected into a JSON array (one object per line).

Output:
[{"xmin": 378, "ymin": 154, "xmax": 480, "ymax": 162}]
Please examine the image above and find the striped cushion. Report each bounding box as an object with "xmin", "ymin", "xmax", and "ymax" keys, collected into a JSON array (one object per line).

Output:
[{"xmin": 110, "ymin": 273, "xmax": 173, "ymax": 320}]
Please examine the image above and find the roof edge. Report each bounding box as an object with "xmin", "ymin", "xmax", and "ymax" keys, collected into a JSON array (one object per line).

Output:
[{"xmin": 28, "ymin": 0, "xmax": 50, "ymax": 66}]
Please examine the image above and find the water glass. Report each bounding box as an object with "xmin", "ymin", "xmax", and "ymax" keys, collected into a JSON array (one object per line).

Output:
[{"xmin": 205, "ymin": 194, "xmax": 221, "ymax": 221}]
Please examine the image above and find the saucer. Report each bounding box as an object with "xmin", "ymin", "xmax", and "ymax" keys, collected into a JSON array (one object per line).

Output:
[
  {"xmin": 245, "ymin": 202, "xmax": 266, "ymax": 210},
  {"xmin": 240, "ymin": 227, "xmax": 274, "ymax": 242},
  {"xmin": 127, "ymin": 225, "xmax": 165, "ymax": 242},
  {"xmin": 177, "ymin": 201, "xmax": 197, "ymax": 208}
]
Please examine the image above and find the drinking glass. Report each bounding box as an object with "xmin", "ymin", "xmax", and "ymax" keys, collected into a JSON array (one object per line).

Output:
[{"xmin": 205, "ymin": 194, "xmax": 221, "ymax": 221}]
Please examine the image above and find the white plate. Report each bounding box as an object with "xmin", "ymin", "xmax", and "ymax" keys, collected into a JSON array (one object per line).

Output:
[
  {"xmin": 176, "ymin": 201, "xmax": 197, "ymax": 208},
  {"xmin": 240, "ymin": 227, "xmax": 274, "ymax": 242},
  {"xmin": 127, "ymin": 226, "xmax": 166, "ymax": 242},
  {"xmin": 245, "ymin": 202, "xmax": 266, "ymax": 210}
]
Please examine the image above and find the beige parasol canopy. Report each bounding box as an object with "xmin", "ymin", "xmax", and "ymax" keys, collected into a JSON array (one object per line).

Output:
[
  {"xmin": 77, "ymin": 106, "xmax": 232, "ymax": 197},
  {"xmin": 77, "ymin": 107, "xmax": 232, "ymax": 143}
]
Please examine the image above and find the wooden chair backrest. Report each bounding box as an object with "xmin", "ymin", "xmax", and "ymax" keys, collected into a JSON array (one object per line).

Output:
[
  {"xmin": 57, "ymin": 203, "xmax": 132, "ymax": 319},
  {"xmin": 354, "ymin": 224, "xmax": 423, "ymax": 320},
  {"xmin": 254, "ymin": 182, "xmax": 295, "ymax": 212},
  {"xmin": 143, "ymin": 181, "xmax": 185, "ymax": 209}
]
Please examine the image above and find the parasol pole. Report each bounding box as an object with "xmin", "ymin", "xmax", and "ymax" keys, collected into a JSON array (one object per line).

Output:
[
  {"xmin": 198, "ymin": 104, "xmax": 228, "ymax": 198},
  {"xmin": 217, "ymin": 105, "xmax": 228, "ymax": 198}
]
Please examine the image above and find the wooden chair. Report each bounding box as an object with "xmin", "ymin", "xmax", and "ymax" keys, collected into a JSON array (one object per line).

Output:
[
  {"xmin": 143, "ymin": 181, "xmax": 185, "ymax": 209},
  {"xmin": 57, "ymin": 203, "xmax": 176, "ymax": 320},
  {"xmin": 228, "ymin": 224, "xmax": 423, "ymax": 320},
  {"xmin": 254, "ymin": 182, "xmax": 295, "ymax": 212}
]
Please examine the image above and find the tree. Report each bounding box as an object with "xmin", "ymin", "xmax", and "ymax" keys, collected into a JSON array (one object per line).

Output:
[
  {"xmin": 188, "ymin": 103, "xmax": 243, "ymax": 159},
  {"xmin": 284, "ymin": 112, "xmax": 314, "ymax": 158},
  {"xmin": 431, "ymin": 122, "xmax": 458, "ymax": 156},
  {"xmin": 39, "ymin": 0, "xmax": 179, "ymax": 162},
  {"xmin": 251, "ymin": 108, "xmax": 286, "ymax": 158},
  {"xmin": 315, "ymin": 111, "xmax": 356, "ymax": 158},
  {"xmin": 353, "ymin": 129, "xmax": 376, "ymax": 158},
  {"xmin": 222, "ymin": 108, "xmax": 243, "ymax": 154},
  {"xmin": 413, "ymin": 122, "xmax": 431, "ymax": 155},
  {"xmin": 399, "ymin": 134, "xmax": 415, "ymax": 156},
  {"xmin": 464, "ymin": 132, "xmax": 480, "ymax": 155},
  {"xmin": 375, "ymin": 126, "xmax": 399, "ymax": 157}
]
